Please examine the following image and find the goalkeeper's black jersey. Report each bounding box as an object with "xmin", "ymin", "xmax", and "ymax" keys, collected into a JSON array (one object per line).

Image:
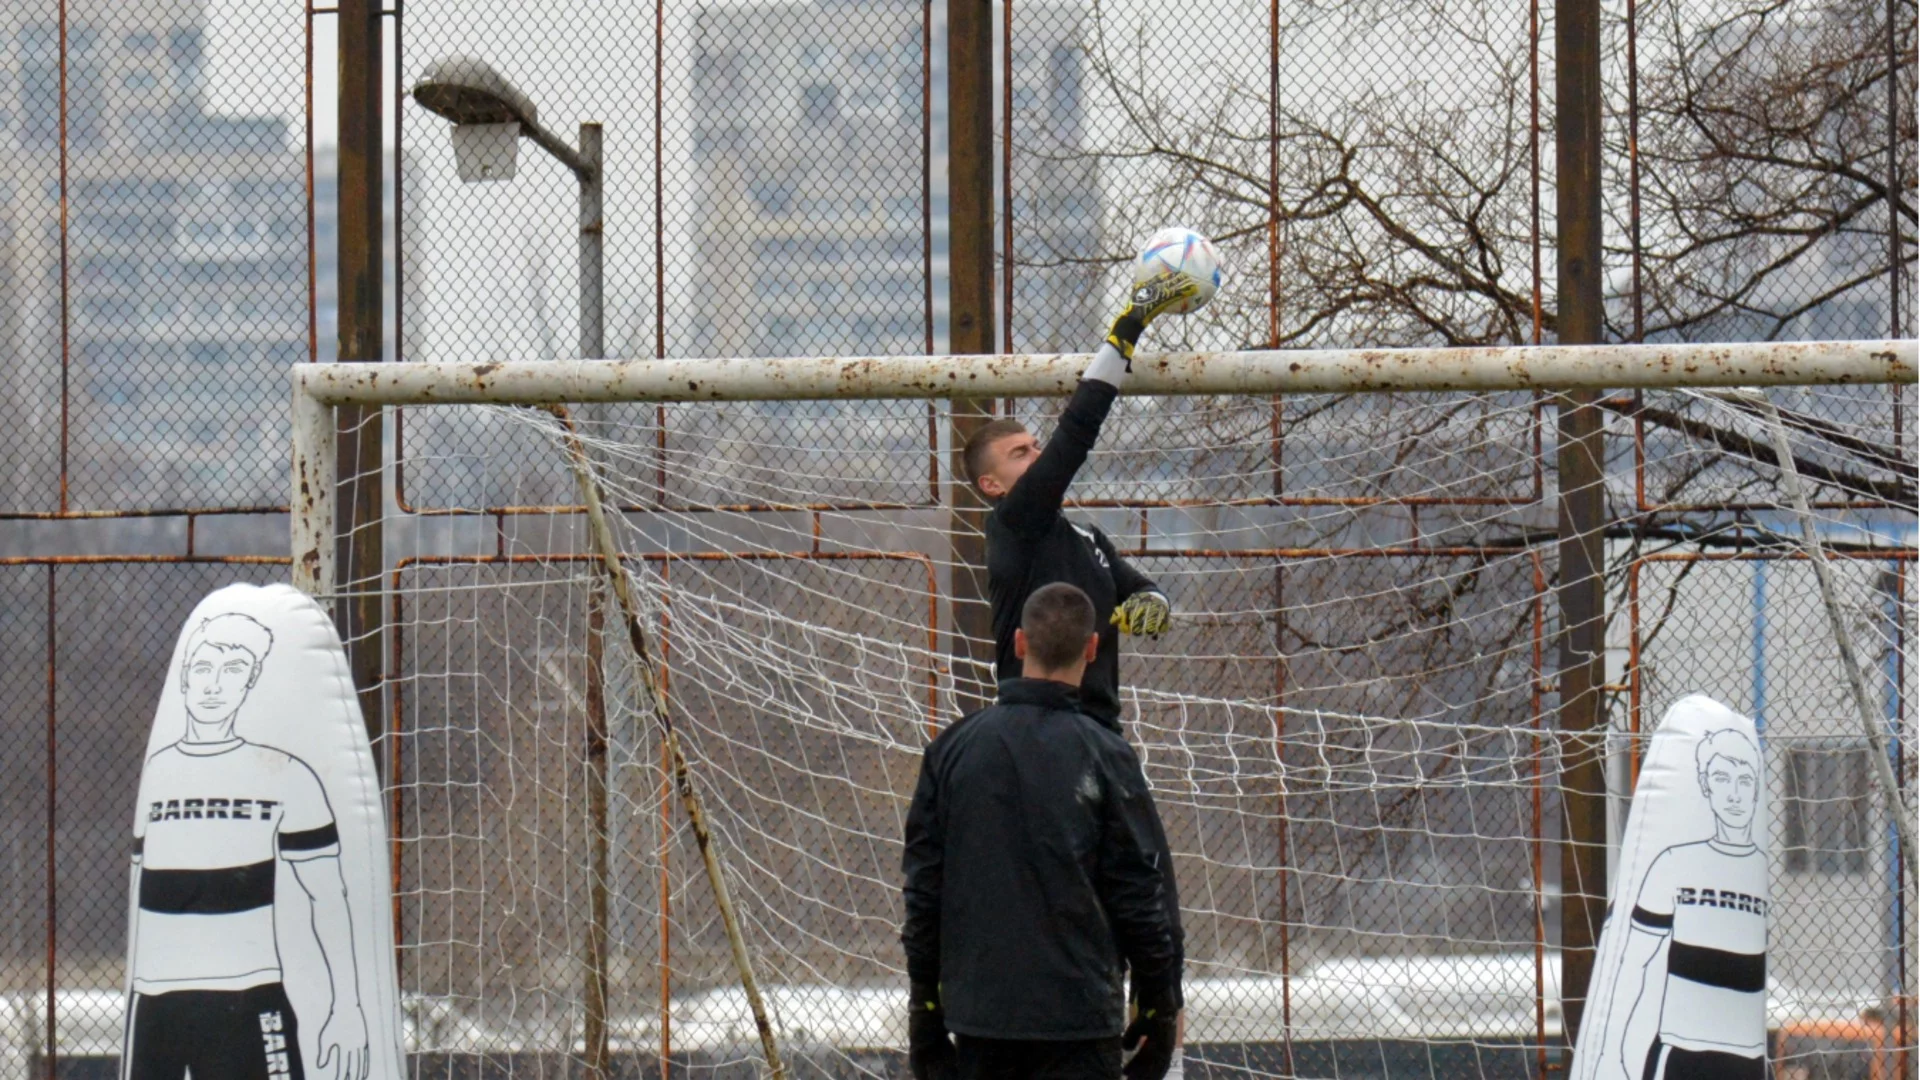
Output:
[{"xmin": 986, "ymin": 378, "xmax": 1159, "ymax": 724}]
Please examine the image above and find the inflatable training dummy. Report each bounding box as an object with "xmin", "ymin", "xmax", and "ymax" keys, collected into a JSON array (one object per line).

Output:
[
  {"xmin": 1570, "ymin": 694, "xmax": 1770, "ymax": 1080},
  {"xmin": 124, "ymin": 583, "xmax": 402, "ymax": 1080}
]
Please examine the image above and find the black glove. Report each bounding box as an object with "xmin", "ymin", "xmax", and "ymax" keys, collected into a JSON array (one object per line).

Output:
[
  {"xmin": 907, "ymin": 983, "xmax": 957, "ymax": 1080},
  {"xmin": 1121, "ymin": 981, "xmax": 1181, "ymax": 1080}
]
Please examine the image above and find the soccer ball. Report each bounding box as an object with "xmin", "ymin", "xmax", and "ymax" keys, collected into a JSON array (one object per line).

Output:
[{"xmin": 1134, "ymin": 227, "xmax": 1221, "ymax": 315}]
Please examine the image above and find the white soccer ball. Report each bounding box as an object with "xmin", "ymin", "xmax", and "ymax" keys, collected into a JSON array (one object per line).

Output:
[{"xmin": 1133, "ymin": 227, "xmax": 1221, "ymax": 315}]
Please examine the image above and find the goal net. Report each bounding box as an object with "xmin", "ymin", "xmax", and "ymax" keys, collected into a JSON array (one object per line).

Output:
[{"xmin": 296, "ymin": 345, "xmax": 1915, "ymax": 1079}]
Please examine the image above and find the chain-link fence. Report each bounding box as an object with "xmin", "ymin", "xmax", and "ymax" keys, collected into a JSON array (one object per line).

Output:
[{"xmin": 0, "ymin": 0, "xmax": 1913, "ymax": 1076}]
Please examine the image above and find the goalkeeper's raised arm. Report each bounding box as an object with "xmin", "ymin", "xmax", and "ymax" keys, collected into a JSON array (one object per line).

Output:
[{"xmin": 958, "ymin": 272, "xmax": 1198, "ymax": 724}]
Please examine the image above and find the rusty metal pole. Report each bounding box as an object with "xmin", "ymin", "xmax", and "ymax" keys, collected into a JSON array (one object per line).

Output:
[
  {"xmin": 947, "ymin": 0, "xmax": 995, "ymax": 715},
  {"xmin": 1555, "ymin": 0, "xmax": 1608, "ymax": 1054},
  {"xmin": 582, "ymin": 586, "xmax": 613, "ymax": 1080},
  {"xmin": 336, "ymin": 0, "xmax": 386, "ymax": 753},
  {"xmin": 577, "ymin": 120, "xmax": 612, "ymax": 1080}
]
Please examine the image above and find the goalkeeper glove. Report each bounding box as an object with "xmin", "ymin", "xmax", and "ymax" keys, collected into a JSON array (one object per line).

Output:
[
  {"xmin": 1111, "ymin": 591, "xmax": 1172, "ymax": 638},
  {"xmin": 1105, "ymin": 272, "xmax": 1202, "ymax": 368},
  {"xmin": 1121, "ymin": 982, "xmax": 1181, "ymax": 1080},
  {"xmin": 907, "ymin": 983, "xmax": 957, "ymax": 1080}
]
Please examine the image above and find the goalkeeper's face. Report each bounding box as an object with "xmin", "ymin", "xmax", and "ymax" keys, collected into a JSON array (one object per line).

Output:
[{"xmin": 976, "ymin": 428, "xmax": 1040, "ymax": 501}]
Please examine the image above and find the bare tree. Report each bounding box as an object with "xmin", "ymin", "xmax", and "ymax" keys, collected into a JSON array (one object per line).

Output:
[
  {"xmin": 1067, "ymin": 0, "xmax": 1914, "ymax": 350},
  {"xmin": 1621, "ymin": 0, "xmax": 1916, "ymax": 342}
]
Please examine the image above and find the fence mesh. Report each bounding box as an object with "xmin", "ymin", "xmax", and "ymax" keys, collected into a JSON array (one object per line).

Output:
[{"xmin": 0, "ymin": 0, "xmax": 1913, "ymax": 1075}]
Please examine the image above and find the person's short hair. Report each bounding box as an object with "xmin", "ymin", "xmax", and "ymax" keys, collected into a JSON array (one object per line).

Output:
[
  {"xmin": 180, "ymin": 613, "xmax": 275, "ymax": 691},
  {"xmin": 961, "ymin": 418, "xmax": 1030, "ymax": 493},
  {"xmin": 1021, "ymin": 583, "xmax": 1097, "ymax": 672},
  {"xmin": 1695, "ymin": 726, "xmax": 1761, "ymax": 784}
]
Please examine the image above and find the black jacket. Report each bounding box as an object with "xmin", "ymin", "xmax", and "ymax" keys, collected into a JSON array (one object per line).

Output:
[
  {"xmin": 900, "ymin": 678, "xmax": 1183, "ymax": 1041},
  {"xmin": 988, "ymin": 379, "xmax": 1160, "ymax": 725}
]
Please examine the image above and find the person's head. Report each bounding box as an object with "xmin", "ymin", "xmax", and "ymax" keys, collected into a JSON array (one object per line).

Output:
[
  {"xmin": 1695, "ymin": 727, "xmax": 1761, "ymax": 830},
  {"xmin": 1014, "ymin": 583, "xmax": 1100, "ymax": 685},
  {"xmin": 179, "ymin": 613, "xmax": 275, "ymax": 729},
  {"xmin": 963, "ymin": 418, "xmax": 1041, "ymax": 501}
]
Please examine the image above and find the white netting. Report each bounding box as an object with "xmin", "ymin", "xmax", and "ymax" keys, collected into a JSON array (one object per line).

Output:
[{"xmin": 364, "ymin": 380, "xmax": 1914, "ymax": 1079}]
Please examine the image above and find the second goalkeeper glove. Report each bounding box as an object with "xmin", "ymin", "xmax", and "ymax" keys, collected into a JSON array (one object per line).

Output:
[
  {"xmin": 1105, "ymin": 272, "xmax": 1202, "ymax": 367},
  {"xmin": 907, "ymin": 983, "xmax": 957, "ymax": 1080},
  {"xmin": 1121, "ymin": 981, "xmax": 1182, "ymax": 1080},
  {"xmin": 1111, "ymin": 591, "xmax": 1172, "ymax": 639}
]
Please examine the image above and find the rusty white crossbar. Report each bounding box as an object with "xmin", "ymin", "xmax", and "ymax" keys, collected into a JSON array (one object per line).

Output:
[
  {"xmin": 295, "ymin": 339, "xmax": 1914, "ymax": 407},
  {"xmin": 290, "ymin": 338, "xmax": 1917, "ymax": 593}
]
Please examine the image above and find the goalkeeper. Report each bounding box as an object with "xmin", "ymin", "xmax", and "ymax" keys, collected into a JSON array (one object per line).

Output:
[{"xmin": 959, "ymin": 273, "xmax": 1198, "ymax": 724}]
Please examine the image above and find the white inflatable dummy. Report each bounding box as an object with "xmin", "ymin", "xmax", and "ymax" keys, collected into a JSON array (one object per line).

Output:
[
  {"xmin": 123, "ymin": 583, "xmax": 402, "ymax": 1080},
  {"xmin": 1570, "ymin": 694, "xmax": 1770, "ymax": 1080}
]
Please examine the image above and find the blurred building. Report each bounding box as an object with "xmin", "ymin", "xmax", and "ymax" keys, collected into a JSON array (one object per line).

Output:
[
  {"xmin": 0, "ymin": 0, "xmax": 417, "ymax": 515},
  {"xmin": 0, "ymin": 0, "xmax": 307, "ymax": 511},
  {"xmin": 687, "ymin": 0, "xmax": 1099, "ymax": 359}
]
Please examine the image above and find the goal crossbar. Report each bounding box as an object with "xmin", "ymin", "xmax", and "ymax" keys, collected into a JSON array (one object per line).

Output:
[
  {"xmin": 295, "ymin": 338, "xmax": 1914, "ymax": 408},
  {"xmin": 289, "ymin": 338, "xmax": 1916, "ymax": 594}
]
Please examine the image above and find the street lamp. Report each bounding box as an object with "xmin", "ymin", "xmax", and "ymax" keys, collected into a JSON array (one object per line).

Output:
[
  {"xmin": 411, "ymin": 54, "xmax": 603, "ymax": 360},
  {"xmin": 410, "ymin": 55, "xmax": 613, "ymax": 1080}
]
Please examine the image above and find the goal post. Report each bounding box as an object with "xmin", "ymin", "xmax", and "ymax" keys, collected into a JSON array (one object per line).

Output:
[
  {"xmin": 289, "ymin": 338, "xmax": 1916, "ymax": 1074},
  {"xmin": 290, "ymin": 337, "xmax": 1916, "ymax": 597}
]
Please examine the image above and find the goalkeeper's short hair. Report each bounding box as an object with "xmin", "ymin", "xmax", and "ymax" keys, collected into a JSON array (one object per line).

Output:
[
  {"xmin": 961, "ymin": 418, "xmax": 1029, "ymax": 492},
  {"xmin": 1021, "ymin": 583, "xmax": 1097, "ymax": 671}
]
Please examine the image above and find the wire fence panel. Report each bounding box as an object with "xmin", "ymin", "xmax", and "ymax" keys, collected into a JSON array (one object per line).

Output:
[
  {"xmin": 0, "ymin": 0, "xmax": 311, "ymax": 518},
  {"xmin": 0, "ymin": 559, "xmax": 290, "ymax": 1066},
  {"xmin": 1629, "ymin": 552, "xmax": 1916, "ymax": 1067},
  {"xmin": 0, "ymin": 566, "xmax": 51, "ymax": 1017}
]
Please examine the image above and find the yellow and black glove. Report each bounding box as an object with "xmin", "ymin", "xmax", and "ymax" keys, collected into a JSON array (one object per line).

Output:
[
  {"xmin": 1105, "ymin": 272, "xmax": 1201, "ymax": 368},
  {"xmin": 1111, "ymin": 591, "xmax": 1172, "ymax": 639}
]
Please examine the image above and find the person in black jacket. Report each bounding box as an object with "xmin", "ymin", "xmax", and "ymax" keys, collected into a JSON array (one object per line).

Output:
[
  {"xmin": 959, "ymin": 272, "xmax": 1198, "ymax": 726},
  {"xmin": 901, "ymin": 583, "xmax": 1184, "ymax": 1080}
]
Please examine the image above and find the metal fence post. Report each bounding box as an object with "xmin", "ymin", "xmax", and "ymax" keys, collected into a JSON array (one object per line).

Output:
[
  {"xmin": 1555, "ymin": 0, "xmax": 1609, "ymax": 1051},
  {"xmin": 337, "ymin": 0, "xmax": 386, "ymax": 754},
  {"xmin": 576, "ymin": 120, "xmax": 613, "ymax": 1080},
  {"xmin": 947, "ymin": 0, "xmax": 995, "ymax": 716}
]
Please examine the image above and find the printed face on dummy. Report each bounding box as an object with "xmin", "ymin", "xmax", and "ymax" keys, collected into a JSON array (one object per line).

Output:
[
  {"xmin": 978, "ymin": 430, "xmax": 1041, "ymax": 500},
  {"xmin": 183, "ymin": 644, "xmax": 261, "ymax": 730},
  {"xmin": 1702, "ymin": 753, "xmax": 1758, "ymax": 830}
]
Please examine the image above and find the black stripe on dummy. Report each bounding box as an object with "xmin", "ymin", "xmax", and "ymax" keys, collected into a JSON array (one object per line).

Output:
[
  {"xmin": 1640, "ymin": 1041, "xmax": 1765, "ymax": 1080},
  {"xmin": 1667, "ymin": 941, "xmax": 1765, "ymax": 993},
  {"xmin": 279, "ymin": 823, "xmax": 339, "ymax": 853},
  {"xmin": 1630, "ymin": 905, "xmax": 1673, "ymax": 930},
  {"xmin": 138, "ymin": 860, "xmax": 275, "ymax": 914}
]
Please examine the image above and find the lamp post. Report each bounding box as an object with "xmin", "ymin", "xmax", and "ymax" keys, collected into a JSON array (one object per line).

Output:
[
  {"xmin": 410, "ymin": 55, "xmax": 612, "ymax": 1079},
  {"xmin": 411, "ymin": 55, "xmax": 603, "ymax": 362}
]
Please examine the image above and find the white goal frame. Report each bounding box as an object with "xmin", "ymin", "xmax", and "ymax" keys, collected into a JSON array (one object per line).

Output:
[{"xmin": 289, "ymin": 337, "xmax": 1916, "ymax": 598}]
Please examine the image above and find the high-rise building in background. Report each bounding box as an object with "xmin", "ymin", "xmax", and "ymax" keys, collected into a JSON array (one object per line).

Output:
[
  {"xmin": 0, "ymin": 0, "xmax": 306, "ymax": 511},
  {"xmin": 0, "ymin": 0, "xmax": 416, "ymax": 515},
  {"xmin": 688, "ymin": 0, "xmax": 1099, "ymax": 359}
]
